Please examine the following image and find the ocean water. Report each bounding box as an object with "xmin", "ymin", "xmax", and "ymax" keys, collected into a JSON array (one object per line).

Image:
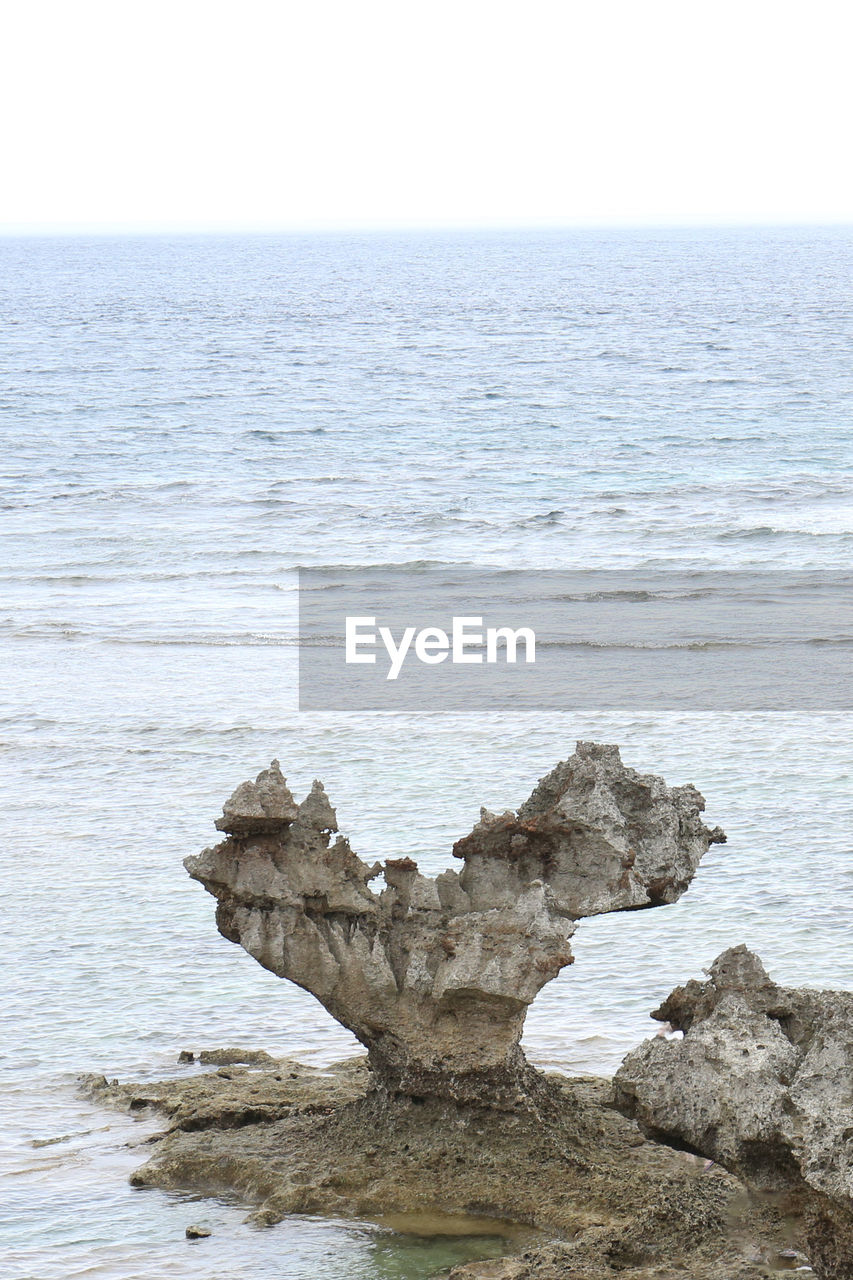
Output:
[{"xmin": 1, "ymin": 227, "xmax": 852, "ymax": 1278}]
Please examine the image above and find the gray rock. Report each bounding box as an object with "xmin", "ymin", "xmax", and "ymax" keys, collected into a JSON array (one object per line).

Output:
[
  {"xmin": 614, "ymin": 945, "xmax": 853, "ymax": 1280},
  {"xmin": 198, "ymin": 1048, "xmax": 275, "ymax": 1066},
  {"xmin": 455, "ymin": 740, "xmax": 725, "ymax": 914},
  {"xmin": 187, "ymin": 743, "xmax": 723, "ymax": 1105},
  {"xmin": 214, "ymin": 759, "xmax": 299, "ymax": 835}
]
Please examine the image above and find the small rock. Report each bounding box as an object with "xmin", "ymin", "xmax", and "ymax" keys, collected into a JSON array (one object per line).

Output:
[
  {"xmin": 776, "ymin": 1250, "xmax": 811, "ymax": 1270},
  {"xmin": 185, "ymin": 1224, "xmax": 211, "ymax": 1239},
  {"xmin": 177, "ymin": 1050, "xmax": 195, "ymax": 1064},
  {"xmin": 199, "ymin": 1048, "xmax": 275, "ymax": 1066}
]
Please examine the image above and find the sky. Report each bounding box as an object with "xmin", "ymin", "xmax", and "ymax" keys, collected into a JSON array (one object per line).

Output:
[{"xmin": 2, "ymin": 0, "xmax": 852, "ymax": 233}]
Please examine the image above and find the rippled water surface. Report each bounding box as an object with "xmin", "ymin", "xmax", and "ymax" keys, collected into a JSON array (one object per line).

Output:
[{"xmin": 2, "ymin": 227, "xmax": 852, "ymax": 1277}]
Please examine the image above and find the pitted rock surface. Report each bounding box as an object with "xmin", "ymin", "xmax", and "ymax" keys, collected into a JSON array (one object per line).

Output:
[
  {"xmin": 186, "ymin": 742, "xmax": 724, "ymax": 1103},
  {"xmin": 615, "ymin": 945, "xmax": 853, "ymax": 1280}
]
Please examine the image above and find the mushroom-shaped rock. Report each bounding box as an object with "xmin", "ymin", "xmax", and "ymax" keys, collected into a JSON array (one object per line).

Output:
[
  {"xmin": 614, "ymin": 947, "xmax": 853, "ymax": 1280},
  {"xmin": 453, "ymin": 741, "xmax": 725, "ymax": 914},
  {"xmin": 187, "ymin": 743, "xmax": 723, "ymax": 1106},
  {"xmin": 214, "ymin": 760, "xmax": 299, "ymax": 835}
]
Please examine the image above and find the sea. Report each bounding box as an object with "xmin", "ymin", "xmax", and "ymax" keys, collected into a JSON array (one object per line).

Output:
[{"xmin": 1, "ymin": 226, "xmax": 851, "ymax": 1278}]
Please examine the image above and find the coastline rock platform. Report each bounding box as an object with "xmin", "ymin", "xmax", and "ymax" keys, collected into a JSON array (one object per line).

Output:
[{"xmin": 81, "ymin": 1052, "xmax": 799, "ymax": 1279}]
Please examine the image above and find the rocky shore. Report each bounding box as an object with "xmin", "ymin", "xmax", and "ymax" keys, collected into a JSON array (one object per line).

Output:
[
  {"xmin": 81, "ymin": 1049, "xmax": 804, "ymax": 1278},
  {"xmin": 82, "ymin": 744, "xmax": 851, "ymax": 1277}
]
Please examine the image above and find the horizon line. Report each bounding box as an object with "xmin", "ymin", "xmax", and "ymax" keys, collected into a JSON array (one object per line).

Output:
[{"xmin": 1, "ymin": 216, "xmax": 853, "ymax": 239}]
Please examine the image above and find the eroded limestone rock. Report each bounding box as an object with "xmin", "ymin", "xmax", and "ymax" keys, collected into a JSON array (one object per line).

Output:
[
  {"xmin": 614, "ymin": 946, "xmax": 853, "ymax": 1280},
  {"xmin": 453, "ymin": 740, "xmax": 725, "ymax": 915},
  {"xmin": 186, "ymin": 742, "xmax": 724, "ymax": 1104},
  {"xmin": 214, "ymin": 760, "xmax": 299, "ymax": 836}
]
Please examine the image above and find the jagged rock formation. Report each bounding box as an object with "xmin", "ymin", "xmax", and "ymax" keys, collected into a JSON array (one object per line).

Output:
[
  {"xmin": 614, "ymin": 946, "xmax": 853, "ymax": 1280},
  {"xmin": 185, "ymin": 743, "xmax": 724, "ymax": 1104}
]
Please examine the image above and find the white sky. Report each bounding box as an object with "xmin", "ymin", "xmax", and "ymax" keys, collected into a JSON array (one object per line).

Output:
[{"xmin": 2, "ymin": 0, "xmax": 852, "ymax": 233}]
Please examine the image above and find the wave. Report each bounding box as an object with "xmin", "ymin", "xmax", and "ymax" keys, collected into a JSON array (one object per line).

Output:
[
  {"xmin": 295, "ymin": 636, "xmax": 853, "ymax": 652},
  {"xmin": 718, "ymin": 525, "xmax": 853, "ymax": 540},
  {"xmin": 514, "ymin": 510, "xmax": 565, "ymax": 527},
  {"xmin": 105, "ymin": 633, "xmax": 300, "ymax": 647},
  {"xmin": 470, "ymin": 637, "xmax": 846, "ymax": 652}
]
